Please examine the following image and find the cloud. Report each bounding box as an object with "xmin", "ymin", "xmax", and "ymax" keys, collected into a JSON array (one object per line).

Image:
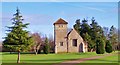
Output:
[
  {"xmin": 85, "ymin": 6, "xmax": 106, "ymax": 13},
  {"xmin": 58, "ymin": 3, "xmax": 106, "ymax": 13}
]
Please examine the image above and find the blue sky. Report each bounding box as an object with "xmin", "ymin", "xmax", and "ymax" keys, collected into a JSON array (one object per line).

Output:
[
  {"xmin": 1, "ymin": 0, "xmax": 120, "ymax": 2},
  {"xmin": 1, "ymin": 2, "xmax": 118, "ymax": 41}
]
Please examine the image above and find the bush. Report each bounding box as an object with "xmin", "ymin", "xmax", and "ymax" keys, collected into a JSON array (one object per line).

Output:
[
  {"xmin": 96, "ymin": 38, "xmax": 105, "ymax": 54},
  {"xmin": 105, "ymin": 40, "xmax": 112, "ymax": 53}
]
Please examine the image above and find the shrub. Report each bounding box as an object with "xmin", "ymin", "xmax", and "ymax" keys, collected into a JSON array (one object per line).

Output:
[
  {"xmin": 105, "ymin": 40, "xmax": 112, "ymax": 53},
  {"xmin": 96, "ymin": 38, "xmax": 105, "ymax": 54}
]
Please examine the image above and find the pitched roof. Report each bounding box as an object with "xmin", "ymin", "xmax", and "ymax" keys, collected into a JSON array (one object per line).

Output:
[
  {"xmin": 67, "ymin": 28, "xmax": 80, "ymax": 38},
  {"xmin": 53, "ymin": 18, "xmax": 68, "ymax": 25}
]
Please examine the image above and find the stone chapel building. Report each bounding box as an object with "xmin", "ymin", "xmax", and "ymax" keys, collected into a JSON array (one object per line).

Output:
[{"xmin": 53, "ymin": 18, "xmax": 88, "ymax": 53}]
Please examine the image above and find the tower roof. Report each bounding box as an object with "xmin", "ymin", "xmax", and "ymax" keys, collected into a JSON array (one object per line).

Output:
[{"xmin": 53, "ymin": 18, "xmax": 68, "ymax": 25}]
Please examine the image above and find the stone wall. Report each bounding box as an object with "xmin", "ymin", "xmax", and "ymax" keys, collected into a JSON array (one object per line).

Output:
[
  {"xmin": 67, "ymin": 29, "xmax": 86, "ymax": 53},
  {"xmin": 54, "ymin": 24, "xmax": 68, "ymax": 53}
]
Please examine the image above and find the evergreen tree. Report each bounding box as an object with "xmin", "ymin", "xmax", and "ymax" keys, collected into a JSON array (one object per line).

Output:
[
  {"xmin": 3, "ymin": 8, "xmax": 33, "ymax": 63},
  {"xmin": 84, "ymin": 33, "xmax": 94, "ymax": 52},
  {"xmin": 105, "ymin": 40, "xmax": 112, "ymax": 53},
  {"xmin": 73, "ymin": 19, "xmax": 81, "ymax": 34},
  {"xmin": 80, "ymin": 18, "xmax": 91, "ymax": 35},
  {"xmin": 80, "ymin": 18, "xmax": 95, "ymax": 52},
  {"xmin": 90, "ymin": 17, "xmax": 99, "ymax": 40},
  {"xmin": 43, "ymin": 37, "xmax": 49, "ymax": 54},
  {"xmin": 90, "ymin": 17, "xmax": 105, "ymax": 51},
  {"xmin": 96, "ymin": 37, "xmax": 105, "ymax": 54}
]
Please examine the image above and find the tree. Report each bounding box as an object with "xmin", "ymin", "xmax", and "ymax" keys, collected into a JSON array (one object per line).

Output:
[
  {"xmin": 73, "ymin": 19, "xmax": 81, "ymax": 34},
  {"xmin": 3, "ymin": 8, "xmax": 33, "ymax": 63},
  {"xmin": 43, "ymin": 37, "xmax": 49, "ymax": 54},
  {"xmin": 105, "ymin": 40, "xmax": 112, "ymax": 53},
  {"xmin": 78, "ymin": 18, "xmax": 95, "ymax": 52},
  {"xmin": 80, "ymin": 18, "xmax": 91, "ymax": 35},
  {"xmin": 84, "ymin": 33, "xmax": 94, "ymax": 52},
  {"xmin": 96, "ymin": 37, "xmax": 105, "ymax": 54},
  {"xmin": 103, "ymin": 27, "xmax": 109, "ymax": 39},
  {"xmin": 109, "ymin": 25, "xmax": 118, "ymax": 51},
  {"xmin": 90, "ymin": 17, "xmax": 105, "ymax": 51},
  {"xmin": 48, "ymin": 34, "xmax": 54, "ymax": 53},
  {"xmin": 31, "ymin": 33, "xmax": 42, "ymax": 55}
]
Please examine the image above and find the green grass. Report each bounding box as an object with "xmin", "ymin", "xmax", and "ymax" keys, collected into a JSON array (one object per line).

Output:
[
  {"xmin": 82, "ymin": 54, "xmax": 118, "ymax": 63},
  {"xmin": 2, "ymin": 51, "xmax": 119, "ymax": 64},
  {"xmin": 2, "ymin": 52, "xmax": 98, "ymax": 63}
]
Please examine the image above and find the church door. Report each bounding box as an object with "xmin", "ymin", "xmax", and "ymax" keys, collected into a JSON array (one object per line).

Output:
[{"xmin": 79, "ymin": 43, "xmax": 83, "ymax": 52}]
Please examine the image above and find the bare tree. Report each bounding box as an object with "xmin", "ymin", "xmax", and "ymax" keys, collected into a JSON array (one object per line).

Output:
[
  {"xmin": 48, "ymin": 34, "xmax": 54, "ymax": 53},
  {"xmin": 32, "ymin": 33, "xmax": 42, "ymax": 55}
]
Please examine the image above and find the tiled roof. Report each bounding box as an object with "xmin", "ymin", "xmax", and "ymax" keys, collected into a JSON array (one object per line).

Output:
[{"xmin": 53, "ymin": 18, "xmax": 68, "ymax": 25}]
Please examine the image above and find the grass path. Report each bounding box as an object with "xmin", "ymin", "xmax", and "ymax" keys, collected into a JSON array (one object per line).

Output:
[{"xmin": 53, "ymin": 53, "xmax": 118, "ymax": 65}]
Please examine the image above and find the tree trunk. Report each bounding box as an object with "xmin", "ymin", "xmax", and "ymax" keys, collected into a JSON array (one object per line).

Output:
[
  {"xmin": 90, "ymin": 48, "xmax": 94, "ymax": 52},
  {"xmin": 17, "ymin": 50, "xmax": 20, "ymax": 63},
  {"xmin": 35, "ymin": 49, "xmax": 37, "ymax": 55}
]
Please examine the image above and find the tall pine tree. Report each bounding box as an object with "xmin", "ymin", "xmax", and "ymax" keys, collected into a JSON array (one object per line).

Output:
[{"xmin": 3, "ymin": 8, "xmax": 33, "ymax": 63}]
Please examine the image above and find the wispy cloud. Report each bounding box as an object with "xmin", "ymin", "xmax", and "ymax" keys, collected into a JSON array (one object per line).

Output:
[
  {"xmin": 84, "ymin": 6, "xmax": 106, "ymax": 13},
  {"xmin": 59, "ymin": 3, "xmax": 106, "ymax": 13}
]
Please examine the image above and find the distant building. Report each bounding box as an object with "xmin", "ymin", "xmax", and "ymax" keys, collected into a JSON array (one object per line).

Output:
[{"xmin": 53, "ymin": 18, "xmax": 88, "ymax": 53}]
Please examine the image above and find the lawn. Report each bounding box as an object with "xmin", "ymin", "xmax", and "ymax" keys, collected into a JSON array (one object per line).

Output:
[
  {"xmin": 1, "ymin": 51, "xmax": 119, "ymax": 65},
  {"xmin": 2, "ymin": 52, "xmax": 98, "ymax": 63},
  {"xmin": 81, "ymin": 54, "xmax": 119, "ymax": 63}
]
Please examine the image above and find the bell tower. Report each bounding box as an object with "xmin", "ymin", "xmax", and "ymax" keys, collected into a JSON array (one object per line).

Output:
[{"xmin": 53, "ymin": 18, "xmax": 68, "ymax": 53}]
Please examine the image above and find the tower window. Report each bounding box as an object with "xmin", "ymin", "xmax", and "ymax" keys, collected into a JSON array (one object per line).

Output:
[
  {"xmin": 59, "ymin": 25, "xmax": 61, "ymax": 27},
  {"xmin": 61, "ymin": 25, "xmax": 63, "ymax": 27},
  {"xmin": 60, "ymin": 42, "xmax": 63, "ymax": 46},
  {"xmin": 59, "ymin": 25, "xmax": 63, "ymax": 27},
  {"xmin": 72, "ymin": 39, "xmax": 77, "ymax": 47}
]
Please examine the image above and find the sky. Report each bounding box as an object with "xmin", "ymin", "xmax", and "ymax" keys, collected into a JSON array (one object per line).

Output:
[
  {"xmin": 1, "ymin": 2, "xmax": 118, "ymax": 41},
  {"xmin": 1, "ymin": 0, "xmax": 120, "ymax": 2}
]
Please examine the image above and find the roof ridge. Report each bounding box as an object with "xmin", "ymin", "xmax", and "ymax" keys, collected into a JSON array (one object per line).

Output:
[{"xmin": 53, "ymin": 18, "xmax": 68, "ymax": 25}]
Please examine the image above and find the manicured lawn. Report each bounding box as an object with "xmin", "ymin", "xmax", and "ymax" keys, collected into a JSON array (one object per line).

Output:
[
  {"xmin": 82, "ymin": 54, "xmax": 119, "ymax": 63},
  {"xmin": 2, "ymin": 52, "xmax": 97, "ymax": 63},
  {"xmin": 2, "ymin": 51, "xmax": 119, "ymax": 64}
]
